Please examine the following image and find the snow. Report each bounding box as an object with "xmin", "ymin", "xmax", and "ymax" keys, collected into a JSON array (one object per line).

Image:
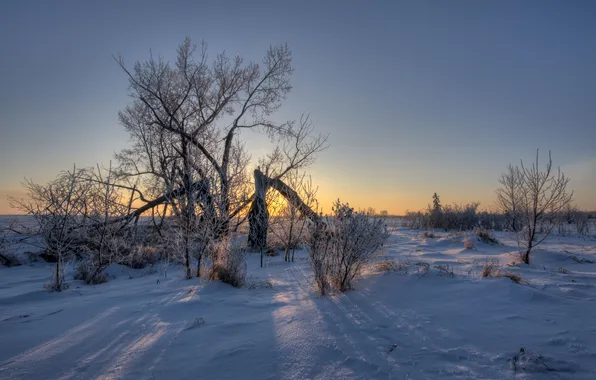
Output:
[{"xmin": 1, "ymin": 226, "xmax": 596, "ymax": 379}]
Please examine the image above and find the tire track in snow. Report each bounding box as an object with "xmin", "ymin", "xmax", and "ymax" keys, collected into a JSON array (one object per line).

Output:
[
  {"xmin": 354, "ymin": 287, "xmax": 493, "ymax": 379},
  {"xmin": 94, "ymin": 282, "xmax": 203, "ymax": 379},
  {"xmin": 289, "ymin": 264, "xmax": 394, "ymax": 378},
  {"xmin": 0, "ymin": 307, "xmax": 121, "ymax": 378}
]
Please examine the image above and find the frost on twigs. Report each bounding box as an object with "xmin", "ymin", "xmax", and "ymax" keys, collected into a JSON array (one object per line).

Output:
[{"xmin": 308, "ymin": 200, "xmax": 389, "ymax": 294}]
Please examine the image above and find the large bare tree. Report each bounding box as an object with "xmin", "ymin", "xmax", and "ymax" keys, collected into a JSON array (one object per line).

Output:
[{"xmin": 114, "ymin": 38, "xmax": 327, "ymax": 277}]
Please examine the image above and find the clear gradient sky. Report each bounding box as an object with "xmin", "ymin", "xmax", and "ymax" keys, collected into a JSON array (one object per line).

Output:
[{"xmin": 1, "ymin": 0, "xmax": 595, "ymax": 214}]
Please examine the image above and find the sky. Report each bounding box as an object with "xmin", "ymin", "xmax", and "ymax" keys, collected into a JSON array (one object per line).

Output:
[{"xmin": 1, "ymin": 0, "xmax": 595, "ymax": 215}]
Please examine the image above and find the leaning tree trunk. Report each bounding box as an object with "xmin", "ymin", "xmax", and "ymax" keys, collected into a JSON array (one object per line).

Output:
[
  {"xmin": 248, "ymin": 169, "xmax": 269, "ymax": 250},
  {"xmin": 248, "ymin": 169, "xmax": 321, "ymax": 250}
]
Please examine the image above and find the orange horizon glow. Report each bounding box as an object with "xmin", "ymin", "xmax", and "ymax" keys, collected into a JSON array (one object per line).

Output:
[{"xmin": 2, "ymin": 184, "xmax": 595, "ymax": 217}]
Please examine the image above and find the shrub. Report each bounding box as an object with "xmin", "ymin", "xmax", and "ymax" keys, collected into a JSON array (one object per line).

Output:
[
  {"xmin": 308, "ymin": 200, "xmax": 389, "ymax": 294},
  {"xmin": 308, "ymin": 222, "xmax": 332, "ymax": 295},
  {"xmin": 374, "ymin": 259, "xmax": 409, "ymax": 274},
  {"xmin": 475, "ymin": 230, "xmax": 499, "ymax": 245},
  {"xmin": 0, "ymin": 252, "xmax": 21, "ymax": 267},
  {"xmin": 464, "ymin": 237, "xmax": 475, "ymax": 250},
  {"xmin": 74, "ymin": 260, "xmax": 109, "ymax": 284},
  {"xmin": 375, "ymin": 260, "xmax": 399, "ymax": 272},
  {"xmin": 126, "ymin": 245, "xmax": 160, "ymax": 269},
  {"xmin": 482, "ymin": 259, "xmax": 528, "ymax": 284},
  {"xmin": 557, "ymin": 267, "xmax": 570, "ymax": 274},
  {"xmin": 422, "ymin": 231, "xmax": 436, "ymax": 239},
  {"xmin": 413, "ymin": 261, "xmax": 430, "ymax": 276},
  {"xmin": 208, "ymin": 240, "xmax": 247, "ymax": 288},
  {"xmin": 434, "ymin": 263, "xmax": 455, "ymax": 277},
  {"xmin": 246, "ymin": 277, "xmax": 274, "ymax": 289},
  {"xmin": 502, "ymin": 272, "xmax": 528, "ymax": 284},
  {"xmin": 482, "ymin": 259, "xmax": 502, "ymax": 278}
]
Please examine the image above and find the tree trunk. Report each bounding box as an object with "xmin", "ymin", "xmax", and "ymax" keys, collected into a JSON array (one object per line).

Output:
[
  {"xmin": 196, "ymin": 255, "xmax": 202, "ymax": 278},
  {"xmin": 184, "ymin": 233, "xmax": 192, "ymax": 279},
  {"xmin": 55, "ymin": 254, "xmax": 62, "ymax": 291},
  {"xmin": 248, "ymin": 169, "xmax": 269, "ymax": 250},
  {"xmin": 248, "ymin": 169, "xmax": 320, "ymax": 249}
]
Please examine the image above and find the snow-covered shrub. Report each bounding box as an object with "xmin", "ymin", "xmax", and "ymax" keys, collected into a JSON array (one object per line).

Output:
[
  {"xmin": 434, "ymin": 263, "xmax": 455, "ymax": 277},
  {"xmin": 482, "ymin": 259, "xmax": 528, "ymax": 284},
  {"xmin": 0, "ymin": 252, "xmax": 21, "ymax": 267},
  {"xmin": 375, "ymin": 260, "xmax": 400, "ymax": 272},
  {"xmin": 0, "ymin": 232, "xmax": 20, "ymax": 267},
  {"xmin": 403, "ymin": 210, "xmax": 430, "ymax": 229},
  {"xmin": 441, "ymin": 202, "xmax": 480, "ymax": 231},
  {"xmin": 307, "ymin": 222, "xmax": 332, "ymax": 295},
  {"xmin": 126, "ymin": 245, "xmax": 161, "ymax": 269},
  {"xmin": 482, "ymin": 259, "xmax": 502, "ymax": 278},
  {"xmin": 308, "ymin": 200, "xmax": 389, "ymax": 293},
  {"xmin": 413, "ymin": 261, "xmax": 430, "ymax": 275},
  {"xmin": 246, "ymin": 277, "xmax": 274, "ymax": 289},
  {"xmin": 502, "ymin": 272, "xmax": 528, "ymax": 284},
  {"xmin": 422, "ymin": 231, "xmax": 436, "ymax": 238},
  {"xmin": 475, "ymin": 229, "xmax": 499, "ymax": 244},
  {"xmin": 374, "ymin": 260, "xmax": 409, "ymax": 274},
  {"xmin": 572, "ymin": 209, "xmax": 590, "ymax": 235},
  {"xmin": 74, "ymin": 260, "xmax": 109, "ymax": 284},
  {"xmin": 464, "ymin": 237, "xmax": 475, "ymax": 250},
  {"xmin": 208, "ymin": 240, "xmax": 247, "ymax": 288}
]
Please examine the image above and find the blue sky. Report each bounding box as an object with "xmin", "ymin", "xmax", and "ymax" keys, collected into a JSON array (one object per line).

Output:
[{"xmin": 1, "ymin": 0, "xmax": 595, "ymax": 214}]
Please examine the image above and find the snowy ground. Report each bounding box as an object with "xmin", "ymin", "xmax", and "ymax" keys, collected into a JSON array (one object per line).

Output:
[{"xmin": 1, "ymin": 228, "xmax": 596, "ymax": 380}]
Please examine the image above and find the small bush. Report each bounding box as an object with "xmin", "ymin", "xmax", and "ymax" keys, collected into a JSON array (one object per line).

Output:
[
  {"xmin": 308, "ymin": 200, "xmax": 389, "ymax": 294},
  {"xmin": 246, "ymin": 277, "xmax": 274, "ymax": 289},
  {"xmin": 482, "ymin": 259, "xmax": 502, "ymax": 278},
  {"xmin": 475, "ymin": 230, "xmax": 499, "ymax": 245},
  {"xmin": 482, "ymin": 259, "xmax": 528, "ymax": 284},
  {"xmin": 413, "ymin": 261, "xmax": 430, "ymax": 275},
  {"xmin": 375, "ymin": 260, "xmax": 399, "ymax": 272},
  {"xmin": 422, "ymin": 231, "xmax": 436, "ymax": 239},
  {"xmin": 464, "ymin": 237, "xmax": 475, "ymax": 250},
  {"xmin": 558, "ymin": 267, "xmax": 570, "ymax": 274},
  {"xmin": 125, "ymin": 245, "xmax": 160, "ymax": 269},
  {"xmin": 503, "ymin": 272, "xmax": 528, "ymax": 284},
  {"xmin": 434, "ymin": 263, "xmax": 455, "ymax": 277},
  {"xmin": 208, "ymin": 240, "xmax": 247, "ymax": 288},
  {"xmin": 0, "ymin": 252, "xmax": 21, "ymax": 267},
  {"xmin": 374, "ymin": 260, "xmax": 409, "ymax": 274},
  {"xmin": 74, "ymin": 260, "xmax": 109, "ymax": 285}
]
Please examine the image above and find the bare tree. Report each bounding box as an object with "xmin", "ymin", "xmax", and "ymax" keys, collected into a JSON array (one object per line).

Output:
[
  {"xmin": 112, "ymin": 39, "xmax": 327, "ymax": 281},
  {"xmin": 115, "ymin": 38, "xmax": 326, "ymax": 237},
  {"xmin": 495, "ymin": 150, "xmax": 573, "ymax": 264},
  {"xmin": 10, "ymin": 166, "xmax": 91, "ymax": 291}
]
